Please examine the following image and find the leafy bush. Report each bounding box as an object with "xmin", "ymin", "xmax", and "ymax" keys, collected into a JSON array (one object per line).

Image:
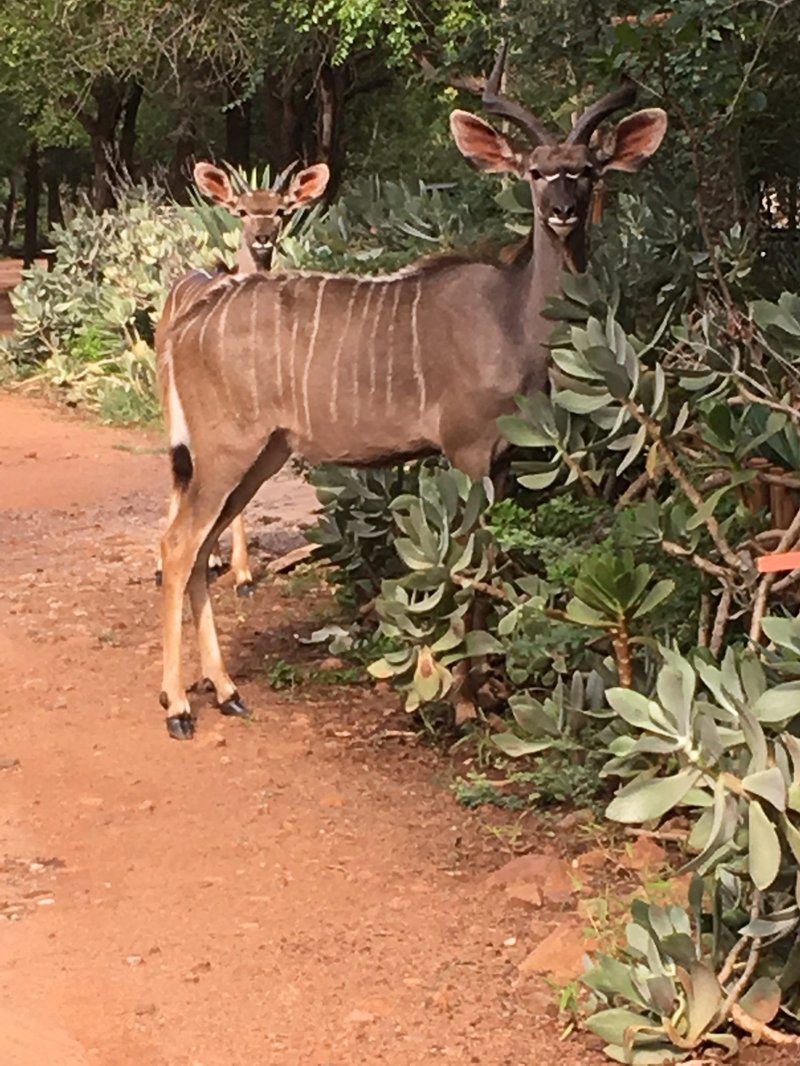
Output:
[
  {"xmin": 306, "ymin": 462, "xmax": 423, "ymax": 606},
  {"xmin": 1, "ymin": 181, "xmax": 211, "ymax": 420},
  {"xmin": 278, "ymin": 174, "xmax": 510, "ymax": 275}
]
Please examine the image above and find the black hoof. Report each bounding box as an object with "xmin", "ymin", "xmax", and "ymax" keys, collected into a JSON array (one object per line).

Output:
[
  {"xmin": 154, "ymin": 571, "xmax": 163, "ymax": 588},
  {"xmin": 219, "ymin": 692, "xmax": 250, "ymax": 719},
  {"xmin": 235, "ymin": 582, "xmax": 255, "ymax": 598},
  {"xmin": 166, "ymin": 713, "xmax": 195, "ymax": 740}
]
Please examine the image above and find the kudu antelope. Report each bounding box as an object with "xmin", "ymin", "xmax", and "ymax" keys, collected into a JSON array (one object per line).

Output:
[
  {"xmin": 156, "ymin": 160, "xmax": 330, "ymax": 594},
  {"xmin": 157, "ymin": 47, "xmax": 667, "ymax": 739}
]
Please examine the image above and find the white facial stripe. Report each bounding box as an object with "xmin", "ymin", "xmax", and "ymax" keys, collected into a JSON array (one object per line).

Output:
[{"xmin": 543, "ymin": 171, "xmax": 586, "ymax": 182}]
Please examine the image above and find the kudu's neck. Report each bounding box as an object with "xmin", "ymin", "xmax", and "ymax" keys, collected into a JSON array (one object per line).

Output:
[
  {"xmin": 515, "ymin": 211, "xmax": 587, "ymax": 391},
  {"xmin": 528, "ymin": 210, "xmax": 587, "ymax": 308}
]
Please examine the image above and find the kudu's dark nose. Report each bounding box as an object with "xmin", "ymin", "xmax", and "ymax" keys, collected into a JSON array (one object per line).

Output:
[{"xmin": 552, "ymin": 203, "xmax": 577, "ymax": 221}]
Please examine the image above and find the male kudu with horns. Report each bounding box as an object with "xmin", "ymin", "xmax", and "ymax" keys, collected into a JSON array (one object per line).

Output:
[{"xmin": 156, "ymin": 47, "xmax": 667, "ymax": 739}]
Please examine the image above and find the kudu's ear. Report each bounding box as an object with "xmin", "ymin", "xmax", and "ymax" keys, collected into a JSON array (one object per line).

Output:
[
  {"xmin": 600, "ymin": 108, "xmax": 667, "ymax": 173},
  {"xmin": 285, "ymin": 164, "xmax": 330, "ymax": 209},
  {"xmin": 449, "ymin": 110, "xmax": 526, "ymax": 176},
  {"xmin": 193, "ymin": 162, "xmax": 237, "ymax": 207}
]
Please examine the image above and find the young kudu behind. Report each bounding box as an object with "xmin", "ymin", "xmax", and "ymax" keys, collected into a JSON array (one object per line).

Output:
[
  {"xmin": 157, "ymin": 47, "xmax": 667, "ymax": 738},
  {"xmin": 156, "ymin": 160, "xmax": 330, "ymax": 594}
]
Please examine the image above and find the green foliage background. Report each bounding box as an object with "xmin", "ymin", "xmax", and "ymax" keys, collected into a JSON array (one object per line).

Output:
[{"xmin": 3, "ymin": 1, "xmax": 800, "ymax": 1060}]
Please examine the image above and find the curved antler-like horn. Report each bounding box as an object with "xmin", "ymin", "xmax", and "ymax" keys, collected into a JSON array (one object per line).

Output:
[
  {"xmin": 272, "ymin": 160, "xmax": 298, "ymax": 193},
  {"xmin": 481, "ymin": 42, "xmax": 554, "ymax": 147},
  {"xmin": 566, "ymin": 80, "xmax": 637, "ymax": 145},
  {"xmin": 222, "ymin": 161, "xmax": 251, "ymax": 194}
]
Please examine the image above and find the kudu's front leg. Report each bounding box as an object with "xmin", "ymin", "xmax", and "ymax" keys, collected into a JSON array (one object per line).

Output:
[{"xmin": 160, "ymin": 521, "xmax": 200, "ymax": 740}]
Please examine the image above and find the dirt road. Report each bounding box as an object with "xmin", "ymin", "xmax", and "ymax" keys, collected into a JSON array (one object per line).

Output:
[{"xmin": 0, "ymin": 392, "xmax": 610, "ymax": 1065}]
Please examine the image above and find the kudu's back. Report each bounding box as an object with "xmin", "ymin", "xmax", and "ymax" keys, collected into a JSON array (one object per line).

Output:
[{"xmin": 164, "ymin": 258, "xmax": 527, "ymax": 480}]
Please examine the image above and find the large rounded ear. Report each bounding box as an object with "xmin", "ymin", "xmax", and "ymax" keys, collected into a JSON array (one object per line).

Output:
[
  {"xmin": 193, "ymin": 162, "xmax": 236, "ymax": 207},
  {"xmin": 600, "ymin": 109, "xmax": 667, "ymax": 173},
  {"xmin": 449, "ymin": 110, "xmax": 526, "ymax": 176},
  {"xmin": 285, "ymin": 163, "xmax": 330, "ymax": 209}
]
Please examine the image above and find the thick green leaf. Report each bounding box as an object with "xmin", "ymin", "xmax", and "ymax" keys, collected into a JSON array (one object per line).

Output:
[
  {"xmin": 519, "ymin": 468, "xmax": 561, "ymax": 491},
  {"xmin": 463, "ymin": 630, "xmax": 504, "ymax": 657},
  {"xmin": 752, "ymin": 682, "xmax": 800, "ymax": 724},
  {"xmin": 607, "ymin": 688, "xmax": 679, "ymax": 738},
  {"xmin": 617, "ymin": 424, "xmax": 647, "ymax": 475},
  {"xmin": 742, "ymin": 767, "xmax": 787, "ymax": 811},
  {"xmin": 607, "ymin": 768, "xmax": 702, "ymax": 824},
  {"xmin": 739, "ymin": 977, "xmax": 781, "ymax": 1024},
  {"xmin": 554, "ymin": 388, "xmax": 612, "ymax": 414},
  {"xmin": 510, "ymin": 695, "xmax": 560, "ymax": 737},
  {"xmin": 496, "ymin": 413, "xmax": 554, "ymax": 448},
  {"xmin": 686, "ymin": 486, "xmax": 730, "ymax": 532},
  {"xmin": 367, "ymin": 657, "xmax": 399, "ymax": 680},
  {"xmin": 566, "ymin": 597, "xmax": 609, "ymax": 627},
  {"xmin": 762, "ymin": 616, "xmax": 800, "ymax": 655},
  {"xmin": 492, "ymin": 733, "xmax": 552, "ymax": 757},
  {"xmin": 781, "ymin": 815, "xmax": 800, "ymax": 864},
  {"xmin": 683, "ymin": 961, "xmax": 723, "ymax": 1044},
  {"xmin": 748, "ymin": 799, "xmax": 782, "ymax": 890},
  {"xmin": 586, "ymin": 1008, "xmax": 651, "ymax": 1045},
  {"xmin": 631, "ymin": 580, "xmax": 675, "ymax": 620}
]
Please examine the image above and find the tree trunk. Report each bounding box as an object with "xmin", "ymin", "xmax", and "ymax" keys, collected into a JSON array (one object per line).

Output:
[
  {"xmin": 78, "ymin": 78, "xmax": 124, "ymax": 211},
  {"xmin": 168, "ymin": 117, "xmax": 197, "ymax": 202},
  {"xmin": 119, "ymin": 81, "xmax": 144, "ymax": 180},
  {"xmin": 23, "ymin": 141, "xmax": 40, "ymax": 268},
  {"xmin": 263, "ymin": 74, "xmax": 302, "ymax": 172},
  {"xmin": 46, "ymin": 177, "xmax": 64, "ymax": 232},
  {"xmin": 2, "ymin": 173, "xmax": 17, "ymax": 254},
  {"xmin": 224, "ymin": 82, "xmax": 252, "ymax": 169},
  {"xmin": 317, "ymin": 63, "xmax": 345, "ymax": 199}
]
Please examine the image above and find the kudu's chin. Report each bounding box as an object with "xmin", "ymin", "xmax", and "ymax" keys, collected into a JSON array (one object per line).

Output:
[
  {"xmin": 251, "ymin": 245, "xmax": 275, "ymax": 268},
  {"xmin": 547, "ymin": 218, "xmax": 579, "ymax": 239}
]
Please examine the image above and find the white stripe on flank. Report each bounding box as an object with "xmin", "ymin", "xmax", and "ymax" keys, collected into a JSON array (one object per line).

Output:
[
  {"xmin": 385, "ymin": 282, "xmax": 403, "ymax": 409},
  {"xmin": 248, "ymin": 281, "xmax": 261, "ymax": 418},
  {"xmin": 274, "ymin": 277, "xmax": 287, "ymax": 403},
  {"xmin": 301, "ymin": 278, "xmax": 328, "ymax": 435},
  {"xmin": 368, "ymin": 282, "xmax": 389, "ymax": 404},
  {"xmin": 213, "ymin": 285, "xmax": 240, "ymax": 413},
  {"xmin": 287, "ymin": 315, "xmax": 300, "ymax": 429},
  {"xmin": 410, "ymin": 278, "xmax": 426, "ymax": 414},
  {"xmin": 330, "ymin": 281, "xmax": 361, "ymax": 421},
  {"xmin": 353, "ymin": 285, "xmax": 375, "ymax": 425}
]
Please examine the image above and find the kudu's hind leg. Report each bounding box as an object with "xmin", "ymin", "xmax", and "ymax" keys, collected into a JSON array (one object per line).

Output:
[
  {"xmin": 160, "ymin": 493, "xmax": 226, "ymax": 740},
  {"xmin": 160, "ymin": 432, "xmax": 290, "ymax": 739},
  {"xmin": 155, "ymin": 503, "xmax": 229, "ymax": 587},
  {"xmin": 229, "ymin": 513, "xmax": 254, "ymax": 596},
  {"xmin": 154, "ymin": 490, "xmax": 180, "ymax": 587}
]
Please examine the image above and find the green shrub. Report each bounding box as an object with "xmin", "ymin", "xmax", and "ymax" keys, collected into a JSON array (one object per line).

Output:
[{"xmin": 1, "ymin": 181, "xmax": 211, "ymax": 421}]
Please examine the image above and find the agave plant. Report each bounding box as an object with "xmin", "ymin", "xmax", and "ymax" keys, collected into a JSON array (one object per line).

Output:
[
  {"xmin": 564, "ymin": 550, "xmax": 674, "ymax": 687},
  {"xmin": 585, "ymin": 900, "xmax": 739, "ymax": 1063},
  {"xmin": 367, "ymin": 466, "xmax": 501, "ymax": 711}
]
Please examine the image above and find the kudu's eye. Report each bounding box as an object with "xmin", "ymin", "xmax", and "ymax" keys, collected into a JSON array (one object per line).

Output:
[
  {"xmin": 529, "ymin": 167, "xmax": 542, "ymax": 180},
  {"xmin": 237, "ymin": 208, "xmax": 248, "ymax": 218}
]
